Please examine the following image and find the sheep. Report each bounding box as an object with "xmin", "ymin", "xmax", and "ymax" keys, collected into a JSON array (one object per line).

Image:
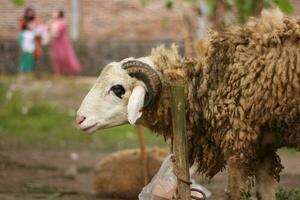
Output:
[
  {"xmin": 94, "ymin": 147, "xmax": 168, "ymax": 199},
  {"xmin": 76, "ymin": 9, "xmax": 300, "ymax": 200}
]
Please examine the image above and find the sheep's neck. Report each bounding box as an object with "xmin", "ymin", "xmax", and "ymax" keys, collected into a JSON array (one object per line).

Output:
[
  {"xmin": 139, "ymin": 65, "xmax": 207, "ymax": 141},
  {"xmin": 137, "ymin": 92, "xmax": 173, "ymax": 139}
]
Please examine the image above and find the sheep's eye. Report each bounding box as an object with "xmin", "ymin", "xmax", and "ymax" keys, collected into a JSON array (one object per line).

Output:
[{"xmin": 110, "ymin": 84, "xmax": 125, "ymax": 99}]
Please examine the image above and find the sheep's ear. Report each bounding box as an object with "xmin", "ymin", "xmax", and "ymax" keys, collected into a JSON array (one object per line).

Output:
[{"xmin": 127, "ymin": 86, "xmax": 146, "ymax": 124}]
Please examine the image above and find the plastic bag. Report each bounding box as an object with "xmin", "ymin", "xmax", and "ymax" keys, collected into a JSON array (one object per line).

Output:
[
  {"xmin": 190, "ymin": 179, "xmax": 211, "ymax": 199},
  {"xmin": 139, "ymin": 155, "xmax": 177, "ymax": 200},
  {"xmin": 138, "ymin": 155, "xmax": 211, "ymax": 200}
]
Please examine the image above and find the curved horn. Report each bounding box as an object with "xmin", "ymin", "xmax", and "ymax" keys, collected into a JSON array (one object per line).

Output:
[{"xmin": 122, "ymin": 60, "xmax": 162, "ymax": 107}]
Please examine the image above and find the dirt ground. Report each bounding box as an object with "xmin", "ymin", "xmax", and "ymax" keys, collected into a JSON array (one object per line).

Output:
[{"xmin": 0, "ymin": 139, "xmax": 299, "ymax": 200}]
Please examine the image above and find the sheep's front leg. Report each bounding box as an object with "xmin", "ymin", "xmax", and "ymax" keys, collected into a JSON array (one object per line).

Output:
[
  {"xmin": 225, "ymin": 156, "xmax": 250, "ymax": 200},
  {"xmin": 255, "ymin": 156, "xmax": 278, "ymax": 200}
]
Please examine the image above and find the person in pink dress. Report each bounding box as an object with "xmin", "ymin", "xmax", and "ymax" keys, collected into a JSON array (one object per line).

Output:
[{"xmin": 50, "ymin": 10, "xmax": 81, "ymax": 76}]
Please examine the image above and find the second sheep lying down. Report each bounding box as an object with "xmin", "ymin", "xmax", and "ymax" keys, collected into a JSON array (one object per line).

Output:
[
  {"xmin": 94, "ymin": 148, "xmax": 168, "ymax": 199},
  {"xmin": 76, "ymin": 9, "xmax": 300, "ymax": 200}
]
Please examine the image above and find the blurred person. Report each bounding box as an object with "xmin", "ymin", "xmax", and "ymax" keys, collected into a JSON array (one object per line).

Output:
[
  {"xmin": 50, "ymin": 10, "xmax": 81, "ymax": 76},
  {"xmin": 17, "ymin": 22, "xmax": 36, "ymax": 74},
  {"xmin": 18, "ymin": 7, "xmax": 36, "ymax": 29},
  {"xmin": 18, "ymin": 7, "xmax": 48, "ymax": 61}
]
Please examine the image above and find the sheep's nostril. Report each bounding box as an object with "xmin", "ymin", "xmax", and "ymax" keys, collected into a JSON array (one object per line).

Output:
[{"xmin": 76, "ymin": 116, "xmax": 86, "ymax": 125}]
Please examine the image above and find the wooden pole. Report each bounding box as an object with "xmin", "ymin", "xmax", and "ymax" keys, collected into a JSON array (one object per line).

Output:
[
  {"xmin": 254, "ymin": 0, "xmax": 263, "ymax": 16},
  {"xmin": 211, "ymin": 0, "xmax": 227, "ymax": 29},
  {"xmin": 136, "ymin": 125, "xmax": 149, "ymax": 185},
  {"xmin": 177, "ymin": 0, "xmax": 196, "ymax": 57},
  {"xmin": 171, "ymin": 82, "xmax": 191, "ymax": 200}
]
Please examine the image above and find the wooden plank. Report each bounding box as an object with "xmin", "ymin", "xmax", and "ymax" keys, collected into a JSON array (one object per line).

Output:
[{"xmin": 171, "ymin": 82, "xmax": 191, "ymax": 200}]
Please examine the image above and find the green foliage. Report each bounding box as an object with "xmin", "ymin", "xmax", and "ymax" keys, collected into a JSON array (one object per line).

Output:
[
  {"xmin": 232, "ymin": 0, "xmax": 256, "ymax": 23},
  {"xmin": 10, "ymin": 0, "xmax": 25, "ymax": 6},
  {"xmin": 141, "ymin": 0, "xmax": 294, "ymax": 24},
  {"xmin": 276, "ymin": 188, "xmax": 300, "ymax": 200},
  {"xmin": 140, "ymin": 0, "xmax": 149, "ymax": 6},
  {"xmin": 227, "ymin": 0, "xmax": 294, "ymax": 23},
  {"xmin": 165, "ymin": 0, "xmax": 174, "ymax": 10},
  {"xmin": 205, "ymin": 0, "xmax": 216, "ymax": 16},
  {"xmin": 183, "ymin": 0, "xmax": 197, "ymax": 3},
  {"xmin": 274, "ymin": 0, "xmax": 294, "ymax": 14}
]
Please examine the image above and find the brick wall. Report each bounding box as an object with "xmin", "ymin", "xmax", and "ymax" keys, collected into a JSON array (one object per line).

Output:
[
  {"xmin": 0, "ymin": 0, "xmax": 184, "ymax": 42},
  {"xmin": 292, "ymin": 0, "xmax": 300, "ymax": 16},
  {"xmin": 80, "ymin": 0, "xmax": 184, "ymax": 41},
  {"xmin": 1, "ymin": 0, "xmax": 300, "ymax": 42}
]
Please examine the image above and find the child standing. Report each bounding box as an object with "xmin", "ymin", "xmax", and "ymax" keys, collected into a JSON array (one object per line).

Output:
[{"xmin": 17, "ymin": 23, "xmax": 36, "ymax": 73}]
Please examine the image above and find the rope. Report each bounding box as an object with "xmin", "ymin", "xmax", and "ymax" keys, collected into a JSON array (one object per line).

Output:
[
  {"xmin": 176, "ymin": 173, "xmax": 193, "ymax": 185},
  {"xmin": 171, "ymin": 154, "xmax": 206, "ymax": 200}
]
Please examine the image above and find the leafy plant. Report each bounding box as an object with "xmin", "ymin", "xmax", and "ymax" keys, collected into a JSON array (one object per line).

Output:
[
  {"xmin": 231, "ymin": 0, "xmax": 293, "ymax": 23},
  {"xmin": 165, "ymin": 0, "xmax": 174, "ymax": 10},
  {"xmin": 10, "ymin": 0, "xmax": 25, "ymax": 6},
  {"xmin": 276, "ymin": 188, "xmax": 300, "ymax": 200},
  {"xmin": 142, "ymin": 0, "xmax": 294, "ymax": 23},
  {"xmin": 274, "ymin": 0, "xmax": 294, "ymax": 14}
]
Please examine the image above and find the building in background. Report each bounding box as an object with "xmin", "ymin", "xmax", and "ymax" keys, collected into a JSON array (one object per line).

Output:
[
  {"xmin": 0, "ymin": 0, "xmax": 188, "ymax": 75},
  {"xmin": 1, "ymin": 0, "xmax": 300, "ymax": 75}
]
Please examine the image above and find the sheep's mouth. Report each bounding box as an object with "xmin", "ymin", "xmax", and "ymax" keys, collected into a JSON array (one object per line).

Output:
[{"xmin": 81, "ymin": 123, "xmax": 98, "ymax": 133}]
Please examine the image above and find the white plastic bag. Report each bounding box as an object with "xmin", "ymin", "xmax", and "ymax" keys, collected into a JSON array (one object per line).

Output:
[
  {"xmin": 138, "ymin": 155, "xmax": 211, "ymax": 200},
  {"xmin": 139, "ymin": 155, "xmax": 177, "ymax": 200}
]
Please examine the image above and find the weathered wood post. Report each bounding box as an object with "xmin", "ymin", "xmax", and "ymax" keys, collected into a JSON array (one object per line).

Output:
[{"xmin": 171, "ymin": 81, "xmax": 191, "ymax": 200}]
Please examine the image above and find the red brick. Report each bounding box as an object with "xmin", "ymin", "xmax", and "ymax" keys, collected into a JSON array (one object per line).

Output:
[{"xmin": 0, "ymin": 0, "xmax": 185, "ymax": 41}]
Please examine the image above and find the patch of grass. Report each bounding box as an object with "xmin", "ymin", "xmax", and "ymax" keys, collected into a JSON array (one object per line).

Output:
[
  {"xmin": 0, "ymin": 78, "xmax": 166, "ymax": 151},
  {"xmin": 276, "ymin": 188, "xmax": 300, "ymax": 200},
  {"xmin": 78, "ymin": 166, "xmax": 94, "ymax": 174},
  {"xmin": 21, "ymin": 185, "xmax": 77, "ymax": 198},
  {"xmin": 278, "ymin": 148, "xmax": 299, "ymax": 156}
]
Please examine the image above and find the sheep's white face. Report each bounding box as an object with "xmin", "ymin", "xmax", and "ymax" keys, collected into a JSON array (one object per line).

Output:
[{"xmin": 76, "ymin": 59, "xmax": 149, "ymax": 133}]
